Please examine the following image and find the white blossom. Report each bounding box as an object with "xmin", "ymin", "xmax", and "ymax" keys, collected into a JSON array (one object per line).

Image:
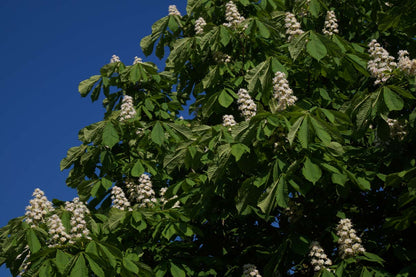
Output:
[
  {"xmin": 136, "ymin": 127, "xmax": 144, "ymax": 136},
  {"xmin": 386, "ymin": 118, "xmax": 407, "ymax": 140},
  {"xmin": 214, "ymin": 52, "xmax": 231, "ymax": 63},
  {"xmin": 298, "ymin": 0, "xmax": 311, "ymax": 17},
  {"xmin": 133, "ymin": 56, "xmax": 143, "ymax": 65},
  {"xmin": 195, "ymin": 17, "xmax": 207, "ymax": 35},
  {"xmin": 126, "ymin": 174, "xmax": 158, "ymax": 208},
  {"xmin": 17, "ymin": 246, "xmax": 30, "ymax": 276},
  {"xmin": 309, "ymin": 241, "xmax": 332, "ymax": 271},
  {"xmin": 24, "ymin": 188, "xmax": 54, "ymax": 227},
  {"xmin": 336, "ymin": 218, "xmax": 365, "ymax": 258},
  {"xmin": 223, "ymin": 115, "xmax": 237, "ymax": 131},
  {"xmin": 223, "ymin": 1, "xmax": 246, "ymax": 29},
  {"xmin": 169, "ymin": 5, "xmax": 181, "ymax": 16},
  {"xmin": 322, "ymin": 10, "xmax": 339, "ymax": 36},
  {"xmin": 159, "ymin": 187, "xmax": 180, "ymax": 208},
  {"xmin": 367, "ymin": 39, "xmax": 397, "ymax": 85},
  {"xmin": 272, "ymin": 71, "xmax": 297, "ymax": 111},
  {"xmin": 119, "ymin": 95, "xmax": 137, "ymax": 122},
  {"xmin": 47, "ymin": 214, "xmax": 72, "ymax": 247},
  {"xmin": 64, "ymin": 197, "xmax": 91, "ymax": 240},
  {"xmin": 237, "ymin": 88, "xmax": 257, "ymax": 120},
  {"xmin": 284, "ymin": 12, "xmax": 304, "ymax": 42},
  {"xmin": 111, "ymin": 186, "xmax": 132, "ymax": 211},
  {"xmin": 110, "ymin": 54, "xmax": 121, "ymax": 63},
  {"xmin": 243, "ymin": 264, "xmax": 262, "ymax": 277},
  {"xmin": 397, "ymin": 50, "xmax": 416, "ymax": 76}
]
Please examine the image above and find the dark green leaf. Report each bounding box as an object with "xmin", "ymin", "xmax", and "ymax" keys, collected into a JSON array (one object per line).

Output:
[
  {"xmin": 383, "ymin": 87, "xmax": 404, "ymax": 111},
  {"xmin": 131, "ymin": 160, "xmax": 145, "ymax": 177},
  {"xmin": 302, "ymin": 157, "xmax": 322, "ymax": 184},
  {"xmin": 102, "ymin": 122, "xmax": 119, "ymax": 148},
  {"xmin": 26, "ymin": 229, "xmax": 41, "ymax": 253},
  {"xmin": 307, "ymin": 32, "xmax": 327, "ymax": 61},
  {"xmin": 151, "ymin": 121, "xmax": 165, "ymax": 145},
  {"xmin": 79, "ymin": 75, "xmax": 101, "ymax": 97}
]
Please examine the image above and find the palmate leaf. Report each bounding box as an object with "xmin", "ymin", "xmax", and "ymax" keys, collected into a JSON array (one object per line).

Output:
[
  {"xmin": 140, "ymin": 16, "xmax": 170, "ymax": 57},
  {"xmin": 245, "ymin": 57, "xmax": 286, "ymax": 93},
  {"xmin": 79, "ymin": 75, "xmax": 101, "ymax": 97},
  {"xmin": 60, "ymin": 145, "xmax": 87, "ymax": 171},
  {"xmin": 302, "ymin": 157, "xmax": 322, "ymax": 184},
  {"xmin": 288, "ymin": 31, "xmax": 309, "ymax": 61},
  {"xmin": 307, "ymin": 31, "xmax": 327, "ymax": 61}
]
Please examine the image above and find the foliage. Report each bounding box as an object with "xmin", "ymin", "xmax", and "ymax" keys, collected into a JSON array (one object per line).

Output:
[{"xmin": 1, "ymin": 0, "xmax": 416, "ymax": 276}]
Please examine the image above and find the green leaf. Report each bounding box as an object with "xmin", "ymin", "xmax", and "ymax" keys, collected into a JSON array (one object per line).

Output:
[
  {"xmin": 288, "ymin": 116, "xmax": 304, "ymax": 145},
  {"xmin": 310, "ymin": 117, "xmax": 331, "ymax": 144},
  {"xmin": 288, "ymin": 31, "xmax": 308, "ymax": 60},
  {"xmin": 256, "ymin": 19, "xmax": 270, "ymax": 38},
  {"xmin": 245, "ymin": 57, "xmax": 285, "ymax": 92},
  {"xmin": 383, "ymin": 87, "xmax": 404, "ymax": 111},
  {"xmin": 79, "ymin": 75, "xmax": 101, "ymax": 97},
  {"xmin": 302, "ymin": 157, "xmax": 322, "ymax": 184},
  {"xmin": 357, "ymin": 177, "xmax": 371, "ymax": 190},
  {"xmin": 85, "ymin": 254, "xmax": 105, "ymax": 277},
  {"xmin": 231, "ymin": 143, "xmax": 250, "ymax": 161},
  {"xmin": 276, "ymin": 176, "xmax": 288, "ymax": 208},
  {"xmin": 307, "ymin": 32, "xmax": 327, "ymax": 61},
  {"xmin": 55, "ymin": 250, "xmax": 72, "ymax": 274},
  {"xmin": 258, "ymin": 176, "xmax": 285, "ymax": 214},
  {"xmin": 151, "ymin": 121, "xmax": 165, "ymax": 145},
  {"xmin": 170, "ymin": 263, "xmax": 186, "ymax": 277},
  {"xmin": 123, "ymin": 257, "xmax": 139, "ymax": 274},
  {"xmin": 332, "ymin": 173, "xmax": 348, "ymax": 186},
  {"xmin": 218, "ymin": 90, "xmax": 234, "ymax": 108},
  {"xmin": 60, "ymin": 145, "xmax": 87, "ymax": 171},
  {"xmin": 70, "ymin": 254, "xmax": 88, "ymax": 277},
  {"xmin": 309, "ymin": 0, "xmax": 321, "ymax": 17},
  {"xmin": 131, "ymin": 160, "xmax": 145, "ymax": 177},
  {"xmin": 102, "ymin": 122, "xmax": 119, "ymax": 148},
  {"xmin": 298, "ymin": 116, "xmax": 310, "ymax": 148},
  {"xmin": 26, "ymin": 229, "xmax": 41, "ymax": 253}
]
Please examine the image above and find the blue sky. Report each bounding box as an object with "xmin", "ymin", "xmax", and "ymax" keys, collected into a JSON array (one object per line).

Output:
[{"xmin": 0, "ymin": 1, "xmax": 186, "ymax": 275}]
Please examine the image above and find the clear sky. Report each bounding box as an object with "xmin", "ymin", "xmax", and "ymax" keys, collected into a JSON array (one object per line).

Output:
[{"xmin": 0, "ymin": 1, "xmax": 186, "ymax": 275}]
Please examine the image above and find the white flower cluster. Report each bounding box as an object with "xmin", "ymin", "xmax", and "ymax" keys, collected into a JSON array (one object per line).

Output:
[
  {"xmin": 159, "ymin": 187, "xmax": 180, "ymax": 208},
  {"xmin": 309, "ymin": 241, "xmax": 332, "ymax": 272},
  {"xmin": 120, "ymin": 95, "xmax": 137, "ymax": 122},
  {"xmin": 397, "ymin": 50, "xmax": 416, "ymax": 76},
  {"xmin": 367, "ymin": 39, "xmax": 397, "ymax": 85},
  {"xmin": 214, "ymin": 52, "xmax": 231, "ymax": 63},
  {"xmin": 223, "ymin": 115, "xmax": 237, "ymax": 131},
  {"xmin": 47, "ymin": 214, "xmax": 72, "ymax": 247},
  {"xmin": 25, "ymin": 188, "xmax": 54, "ymax": 227},
  {"xmin": 237, "ymin": 88, "xmax": 257, "ymax": 120},
  {"xmin": 133, "ymin": 56, "xmax": 143, "ymax": 65},
  {"xmin": 284, "ymin": 12, "xmax": 304, "ymax": 42},
  {"xmin": 169, "ymin": 5, "xmax": 181, "ymax": 16},
  {"xmin": 242, "ymin": 264, "xmax": 262, "ymax": 277},
  {"xmin": 223, "ymin": 1, "xmax": 245, "ymax": 29},
  {"xmin": 336, "ymin": 218, "xmax": 365, "ymax": 259},
  {"xmin": 322, "ymin": 10, "xmax": 339, "ymax": 36},
  {"xmin": 17, "ymin": 246, "xmax": 30, "ymax": 276},
  {"xmin": 127, "ymin": 174, "xmax": 158, "ymax": 208},
  {"xmin": 386, "ymin": 118, "xmax": 407, "ymax": 140},
  {"xmin": 110, "ymin": 54, "xmax": 121, "ymax": 63},
  {"xmin": 111, "ymin": 186, "xmax": 132, "ymax": 211},
  {"xmin": 64, "ymin": 197, "xmax": 90, "ymax": 240},
  {"xmin": 272, "ymin": 71, "xmax": 297, "ymax": 111},
  {"xmin": 298, "ymin": 0, "xmax": 311, "ymax": 17},
  {"xmin": 195, "ymin": 17, "xmax": 207, "ymax": 35},
  {"xmin": 136, "ymin": 127, "xmax": 144, "ymax": 136}
]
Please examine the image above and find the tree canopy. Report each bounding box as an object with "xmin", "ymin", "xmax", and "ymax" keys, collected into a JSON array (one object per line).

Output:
[{"xmin": 1, "ymin": 0, "xmax": 416, "ymax": 276}]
